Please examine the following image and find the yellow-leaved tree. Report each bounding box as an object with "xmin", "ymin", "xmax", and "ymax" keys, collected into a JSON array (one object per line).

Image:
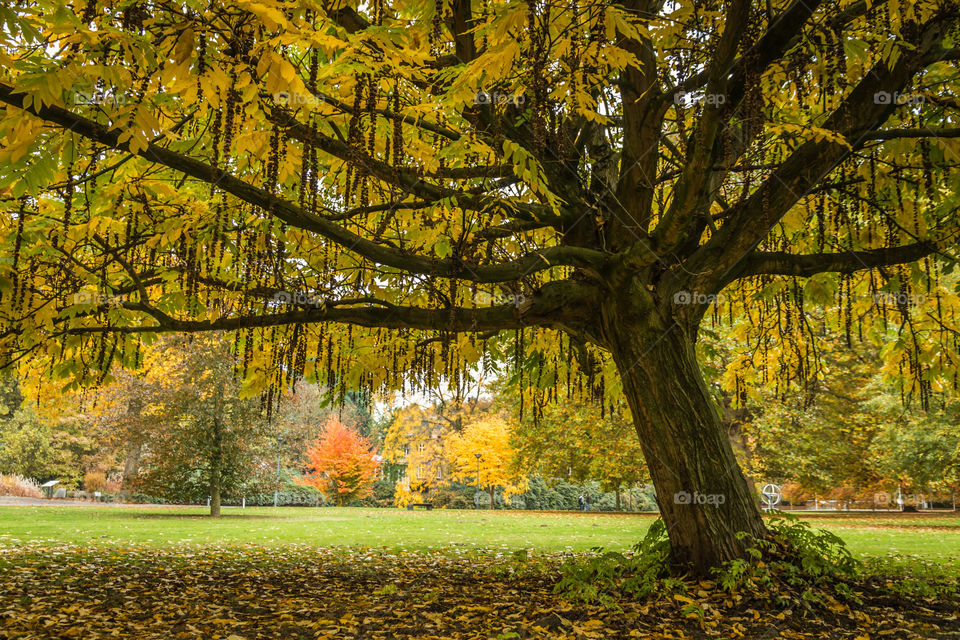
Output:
[
  {"xmin": 446, "ymin": 413, "xmax": 527, "ymax": 509},
  {"xmin": 3, "ymin": 0, "xmax": 960, "ymax": 574}
]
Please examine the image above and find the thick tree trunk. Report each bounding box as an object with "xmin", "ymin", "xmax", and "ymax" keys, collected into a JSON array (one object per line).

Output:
[{"xmin": 603, "ymin": 314, "xmax": 767, "ymax": 575}]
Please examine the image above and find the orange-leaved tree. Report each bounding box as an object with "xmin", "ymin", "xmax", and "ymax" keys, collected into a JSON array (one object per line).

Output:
[{"xmin": 297, "ymin": 418, "xmax": 380, "ymax": 506}]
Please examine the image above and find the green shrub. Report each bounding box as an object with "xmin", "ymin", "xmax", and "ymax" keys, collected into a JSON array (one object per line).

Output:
[
  {"xmin": 130, "ymin": 492, "xmax": 169, "ymax": 504},
  {"xmin": 557, "ymin": 514, "xmax": 865, "ymax": 608},
  {"xmin": 240, "ymin": 482, "xmax": 323, "ymax": 506},
  {"xmin": 556, "ymin": 519, "xmax": 672, "ymax": 606},
  {"xmin": 352, "ymin": 478, "xmax": 397, "ymax": 507}
]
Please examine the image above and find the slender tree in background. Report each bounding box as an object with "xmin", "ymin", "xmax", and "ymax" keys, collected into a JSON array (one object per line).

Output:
[
  {"xmin": 104, "ymin": 334, "xmax": 269, "ymax": 516},
  {"xmin": 1, "ymin": 1, "xmax": 959, "ymax": 572},
  {"xmin": 297, "ymin": 417, "xmax": 380, "ymax": 506}
]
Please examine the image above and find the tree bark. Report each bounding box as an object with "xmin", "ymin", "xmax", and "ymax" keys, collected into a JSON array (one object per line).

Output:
[
  {"xmin": 615, "ymin": 487, "xmax": 622, "ymax": 511},
  {"xmin": 602, "ymin": 309, "xmax": 767, "ymax": 576},
  {"xmin": 724, "ymin": 411, "xmax": 759, "ymax": 498},
  {"xmin": 210, "ymin": 475, "xmax": 221, "ymax": 518},
  {"xmin": 210, "ymin": 384, "xmax": 224, "ymax": 518},
  {"xmin": 121, "ymin": 443, "xmax": 141, "ymax": 489}
]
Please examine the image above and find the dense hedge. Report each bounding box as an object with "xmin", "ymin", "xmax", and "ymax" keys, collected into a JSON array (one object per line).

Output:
[
  {"xmin": 130, "ymin": 477, "xmax": 658, "ymax": 511},
  {"xmin": 237, "ymin": 483, "xmax": 323, "ymax": 506},
  {"xmin": 129, "ymin": 482, "xmax": 324, "ymax": 506}
]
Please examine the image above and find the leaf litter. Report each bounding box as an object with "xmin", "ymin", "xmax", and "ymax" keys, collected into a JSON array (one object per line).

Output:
[{"xmin": 0, "ymin": 542, "xmax": 958, "ymax": 639}]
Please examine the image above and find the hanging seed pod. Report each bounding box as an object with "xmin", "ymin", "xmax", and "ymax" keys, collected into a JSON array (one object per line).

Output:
[
  {"xmin": 267, "ymin": 124, "xmax": 282, "ymax": 198},
  {"xmin": 8, "ymin": 199, "xmax": 27, "ymax": 308},
  {"xmin": 196, "ymin": 30, "xmax": 207, "ymax": 101},
  {"xmin": 56, "ymin": 159, "xmax": 76, "ymax": 250},
  {"xmin": 360, "ymin": 74, "xmax": 377, "ymax": 208},
  {"xmin": 430, "ymin": 0, "xmax": 443, "ymax": 58},
  {"xmin": 222, "ymin": 73, "xmax": 240, "ymax": 167}
]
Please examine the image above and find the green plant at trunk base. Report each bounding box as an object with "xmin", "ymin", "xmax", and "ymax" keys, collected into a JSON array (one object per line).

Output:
[
  {"xmin": 557, "ymin": 515, "xmax": 871, "ymax": 610},
  {"xmin": 555, "ymin": 518, "xmax": 672, "ymax": 608}
]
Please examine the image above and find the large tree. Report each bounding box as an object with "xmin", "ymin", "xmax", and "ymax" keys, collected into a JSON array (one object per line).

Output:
[{"xmin": 1, "ymin": 1, "xmax": 959, "ymax": 573}]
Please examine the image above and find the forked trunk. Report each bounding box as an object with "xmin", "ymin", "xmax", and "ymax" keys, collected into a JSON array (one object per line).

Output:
[{"xmin": 604, "ymin": 313, "xmax": 767, "ymax": 575}]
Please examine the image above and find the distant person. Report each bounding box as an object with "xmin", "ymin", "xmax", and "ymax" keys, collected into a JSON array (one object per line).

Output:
[
  {"xmin": 584, "ymin": 494, "xmax": 591, "ymax": 511},
  {"xmin": 577, "ymin": 494, "xmax": 585, "ymax": 511}
]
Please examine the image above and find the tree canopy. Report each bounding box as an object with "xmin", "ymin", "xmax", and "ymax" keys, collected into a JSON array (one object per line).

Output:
[{"xmin": 1, "ymin": 0, "xmax": 959, "ymax": 572}]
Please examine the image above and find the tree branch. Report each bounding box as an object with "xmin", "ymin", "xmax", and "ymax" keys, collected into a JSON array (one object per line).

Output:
[
  {"xmin": 681, "ymin": 13, "xmax": 957, "ymax": 295},
  {"xmin": 276, "ymin": 111, "xmax": 558, "ymax": 224},
  {"xmin": 651, "ymin": 0, "xmax": 752, "ymax": 252},
  {"xmin": 610, "ymin": 0, "xmax": 667, "ymax": 242},
  {"xmin": 0, "ymin": 82, "xmax": 605, "ymax": 283},
  {"xmin": 68, "ymin": 279, "xmax": 595, "ymax": 335},
  {"xmin": 668, "ymin": 0, "xmax": 825, "ymax": 106},
  {"xmin": 864, "ymin": 127, "xmax": 960, "ymax": 140},
  {"xmin": 733, "ymin": 241, "xmax": 939, "ymax": 280}
]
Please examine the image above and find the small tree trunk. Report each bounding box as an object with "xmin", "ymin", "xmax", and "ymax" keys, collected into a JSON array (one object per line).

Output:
[
  {"xmin": 121, "ymin": 443, "xmax": 142, "ymax": 489},
  {"xmin": 604, "ymin": 313, "xmax": 767, "ymax": 576},
  {"xmin": 210, "ymin": 476, "xmax": 221, "ymax": 518},
  {"xmin": 488, "ymin": 487, "xmax": 495, "ymax": 509},
  {"xmin": 210, "ymin": 392, "xmax": 224, "ymax": 518},
  {"xmin": 615, "ymin": 487, "xmax": 622, "ymax": 511}
]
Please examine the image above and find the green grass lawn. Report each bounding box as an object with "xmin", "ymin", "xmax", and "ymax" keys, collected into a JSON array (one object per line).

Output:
[
  {"xmin": 0, "ymin": 506, "xmax": 649, "ymax": 552},
  {"xmin": 1, "ymin": 505, "xmax": 959, "ymax": 574}
]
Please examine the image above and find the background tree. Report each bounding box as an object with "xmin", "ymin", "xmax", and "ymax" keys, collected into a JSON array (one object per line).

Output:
[
  {"xmin": 0, "ymin": 403, "xmax": 95, "ymax": 486},
  {"xmin": 512, "ymin": 400, "xmax": 648, "ymax": 510},
  {"xmin": 0, "ymin": 376, "xmax": 94, "ymax": 487},
  {"xmin": 120, "ymin": 335, "xmax": 269, "ymax": 516},
  {"xmin": 869, "ymin": 390, "xmax": 960, "ymax": 506},
  {"xmin": 0, "ymin": 374, "xmax": 24, "ymax": 421},
  {"xmin": 736, "ymin": 329, "xmax": 886, "ymax": 496},
  {"xmin": 2, "ymin": 0, "xmax": 960, "ymax": 572},
  {"xmin": 297, "ymin": 416, "xmax": 380, "ymax": 506},
  {"xmin": 446, "ymin": 413, "xmax": 527, "ymax": 507}
]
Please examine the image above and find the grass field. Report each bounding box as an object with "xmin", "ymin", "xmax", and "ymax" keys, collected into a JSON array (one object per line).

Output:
[{"xmin": 2, "ymin": 506, "xmax": 959, "ymax": 574}]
